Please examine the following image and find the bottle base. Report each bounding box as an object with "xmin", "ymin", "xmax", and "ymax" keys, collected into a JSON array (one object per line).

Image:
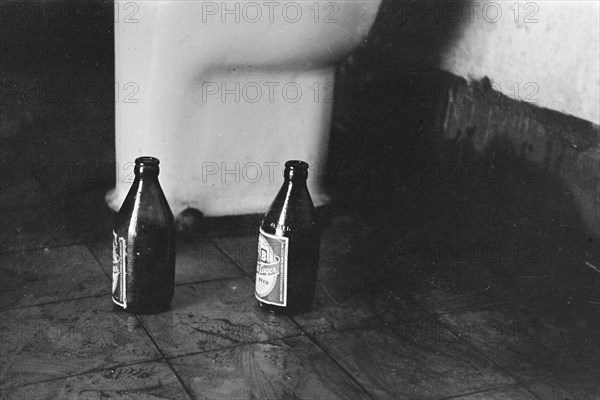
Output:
[
  {"xmin": 257, "ymin": 300, "xmax": 310, "ymax": 316},
  {"xmin": 113, "ymin": 302, "xmax": 171, "ymax": 315}
]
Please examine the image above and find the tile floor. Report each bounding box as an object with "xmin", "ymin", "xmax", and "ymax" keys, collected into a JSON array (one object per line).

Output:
[{"xmin": 1, "ymin": 178, "xmax": 599, "ymax": 399}]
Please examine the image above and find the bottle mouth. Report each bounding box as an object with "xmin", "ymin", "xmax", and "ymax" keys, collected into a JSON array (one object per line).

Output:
[
  {"xmin": 135, "ymin": 156, "xmax": 160, "ymax": 177},
  {"xmin": 135, "ymin": 156, "xmax": 160, "ymax": 166},
  {"xmin": 284, "ymin": 160, "xmax": 309, "ymax": 180},
  {"xmin": 285, "ymin": 160, "xmax": 309, "ymax": 170}
]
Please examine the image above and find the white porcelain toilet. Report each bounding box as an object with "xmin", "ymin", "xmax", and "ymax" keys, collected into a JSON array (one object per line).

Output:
[{"xmin": 108, "ymin": 0, "xmax": 383, "ymax": 216}]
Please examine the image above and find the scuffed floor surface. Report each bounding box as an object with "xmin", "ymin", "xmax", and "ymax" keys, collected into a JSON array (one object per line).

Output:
[{"xmin": 1, "ymin": 181, "xmax": 599, "ymax": 400}]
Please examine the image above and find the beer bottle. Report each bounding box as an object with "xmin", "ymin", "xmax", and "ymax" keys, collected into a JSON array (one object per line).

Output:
[
  {"xmin": 112, "ymin": 156, "xmax": 176, "ymax": 314},
  {"xmin": 255, "ymin": 160, "xmax": 319, "ymax": 314}
]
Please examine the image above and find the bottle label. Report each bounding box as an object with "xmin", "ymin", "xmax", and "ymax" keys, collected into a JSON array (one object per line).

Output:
[
  {"xmin": 112, "ymin": 231, "xmax": 127, "ymax": 308},
  {"xmin": 255, "ymin": 228, "xmax": 288, "ymax": 307}
]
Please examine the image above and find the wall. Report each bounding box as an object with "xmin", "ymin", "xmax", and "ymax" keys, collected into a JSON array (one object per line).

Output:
[
  {"xmin": 441, "ymin": 1, "xmax": 599, "ymax": 125},
  {"xmin": 432, "ymin": 1, "xmax": 600, "ymax": 237}
]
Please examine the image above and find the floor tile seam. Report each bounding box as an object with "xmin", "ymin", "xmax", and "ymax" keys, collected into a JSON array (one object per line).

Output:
[
  {"xmin": 162, "ymin": 332, "xmax": 309, "ymax": 362},
  {"xmin": 0, "ymin": 275, "xmax": 278, "ymax": 314},
  {"xmin": 371, "ymin": 301, "xmax": 439, "ymax": 326},
  {"xmin": 300, "ymin": 319, "xmax": 390, "ymax": 338},
  {"xmin": 1, "ymin": 277, "xmax": 254, "ymax": 313},
  {"xmin": 361, "ymin": 314, "xmax": 598, "ymax": 385},
  {"xmin": 431, "ymin": 300, "xmax": 512, "ymax": 317},
  {"xmin": 430, "ymin": 302, "xmax": 599, "ymax": 373},
  {"xmin": 0, "ymin": 240, "xmax": 84, "ymax": 255},
  {"xmin": 86, "ymin": 242, "xmax": 112, "ymax": 280},
  {"xmin": 433, "ymin": 382, "xmax": 531, "ymax": 400},
  {"xmin": 150, "ymin": 318, "xmax": 391, "ymax": 361},
  {"xmin": 158, "ymin": 320, "xmax": 391, "ymax": 398},
  {"xmin": 429, "ymin": 315, "xmax": 548, "ymax": 400},
  {"xmin": 0, "ymin": 292, "xmax": 111, "ymax": 313},
  {"xmin": 518, "ymin": 378, "xmax": 584, "ymax": 399},
  {"xmin": 87, "ymin": 245, "xmax": 249, "ymax": 287},
  {"xmin": 134, "ymin": 314, "xmax": 196, "ymax": 400},
  {"xmin": 287, "ymin": 315, "xmax": 378, "ymax": 400},
  {"xmin": 0, "ymin": 355, "xmax": 165, "ymax": 391},
  {"xmin": 204, "ymin": 233, "xmax": 255, "ymax": 280}
]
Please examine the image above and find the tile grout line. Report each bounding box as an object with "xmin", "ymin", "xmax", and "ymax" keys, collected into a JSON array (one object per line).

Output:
[
  {"xmin": 87, "ymin": 242, "xmax": 112, "ymax": 281},
  {"xmin": 203, "ymin": 233, "xmax": 256, "ymax": 280},
  {"xmin": 433, "ymin": 382, "xmax": 527, "ymax": 400},
  {"xmin": 161, "ymin": 319, "xmax": 395, "ymax": 362},
  {"xmin": 134, "ymin": 314, "xmax": 197, "ymax": 400},
  {"xmin": 86, "ymin": 240, "xmax": 250, "ymax": 288},
  {"xmin": 432, "ymin": 301, "xmax": 511, "ymax": 316},
  {"xmin": 420, "ymin": 313, "xmax": 548, "ymax": 400},
  {"xmin": 0, "ymin": 270, "xmax": 254, "ymax": 314},
  {"xmin": 286, "ymin": 317, "xmax": 378, "ymax": 400},
  {"xmin": 133, "ymin": 320, "xmax": 391, "ymax": 398},
  {"xmin": 378, "ymin": 321, "xmax": 544, "ymax": 400},
  {"xmin": 164, "ymin": 332, "xmax": 308, "ymax": 362},
  {"xmin": 148, "ymin": 320, "xmax": 396, "ymax": 364},
  {"xmin": 205, "ymin": 226, "xmax": 385, "ymax": 399},
  {"xmin": 0, "ymin": 292, "xmax": 111, "ymax": 313},
  {"xmin": 7, "ymin": 222, "xmax": 574, "ymax": 398},
  {"xmin": 0, "ymin": 356, "xmax": 166, "ymax": 391},
  {"xmin": 161, "ymin": 320, "xmax": 394, "ymax": 361},
  {"xmin": 0, "ymin": 243, "xmax": 111, "ymax": 313},
  {"xmin": 206, "ymin": 227, "xmax": 392, "ymax": 399},
  {"xmin": 0, "ymin": 240, "xmax": 85, "ymax": 255},
  {"xmin": 123, "ymin": 225, "xmax": 299, "ymax": 400}
]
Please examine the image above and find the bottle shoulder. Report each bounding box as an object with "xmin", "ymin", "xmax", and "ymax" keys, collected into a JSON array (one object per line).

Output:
[
  {"xmin": 114, "ymin": 199, "xmax": 174, "ymax": 233},
  {"xmin": 261, "ymin": 209, "xmax": 317, "ymax": 238},
  {"xmin": 261, "ymin": 218, "xmax": 315, "ymax": 234}
]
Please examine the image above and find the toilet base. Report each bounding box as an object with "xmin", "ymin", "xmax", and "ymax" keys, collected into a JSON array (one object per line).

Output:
[
  {"xmin": 108, "ymin": 68, "xmax": 334, "ymax": 217},
  {"xmin": 106, "ymin": 185, "xmax": 331, "ymax": 217}
]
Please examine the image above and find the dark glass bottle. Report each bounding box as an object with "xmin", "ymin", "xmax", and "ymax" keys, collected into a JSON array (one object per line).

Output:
[
  {"xmin": 255, "ymin": 160, "xmax": 319, "ymax": 314},
  {"xmin": 112, "ymin": 156, "xmax": 176, "ymax": 314}
]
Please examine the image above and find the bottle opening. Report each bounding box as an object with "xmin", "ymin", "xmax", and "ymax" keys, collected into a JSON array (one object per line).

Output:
[
  {"xmin": 136, "ymin": 156, "xmax": 160, "ymax": 166},
  {"xmin": 284, "ymin": 160, "xmax": 309, "ymax": 180},
  {"xmin": 285, "ymin": 160, "xmax": 309, "ymax": 170},
  {"xmin": 134, "ymin": 156, "xmax": 160, "ymax": 177}
]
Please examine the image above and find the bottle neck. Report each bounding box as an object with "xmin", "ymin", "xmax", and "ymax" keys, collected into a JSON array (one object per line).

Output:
[
  {"xmin": 283, "ymin": 175, "xmax": 308, "ymax": 185},
  {"xmin": 134, "ymin": 165, "xmax": 159, "ymax": 180}
]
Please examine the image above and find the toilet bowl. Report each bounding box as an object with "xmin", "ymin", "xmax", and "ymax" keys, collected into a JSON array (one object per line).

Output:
[{"xmin": 108, "ymin": 0, "xmax": 383, "ymax": 216}]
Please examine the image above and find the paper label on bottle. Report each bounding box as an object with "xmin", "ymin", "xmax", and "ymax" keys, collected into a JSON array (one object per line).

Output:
[
  {"xmin": 112, "ymin": 231, "xmax": 127, "ymax": 308},
  {"xmin": 255, "ymin": 228, "xmax": 288, "ymax": 306}
]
